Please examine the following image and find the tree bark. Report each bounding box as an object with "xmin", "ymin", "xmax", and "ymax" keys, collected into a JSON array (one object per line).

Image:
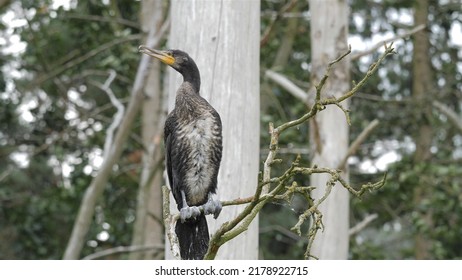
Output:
[
  {"xmin": 412, "ymin": 0, "xmax": 433, "ymax": 260},
  {"xmin": 165, "ymin": 0, "xmax": 260, "ymax": 259},
  {"xmin": 129, "ymin": 0, "xmax": 165, "ymax": 260},
  {"xmin": 309, "ymin": 0, "xmax": 350, "ymax": 259}
]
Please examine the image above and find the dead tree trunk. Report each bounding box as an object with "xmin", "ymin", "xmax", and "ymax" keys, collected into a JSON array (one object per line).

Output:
[
  {"xmin": 165, "ymin": 0, "xmax": 260, "ymax": 259},
  {"xmin": 309, "ymin": 0, "xmax": 350, "ymax": 259},
  {"xmin": 412, "ymin": 0, "xmax": 433, "ymax": 260}
]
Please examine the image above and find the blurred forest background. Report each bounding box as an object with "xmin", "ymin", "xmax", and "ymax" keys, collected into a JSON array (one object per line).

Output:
[{"xmin": 1, "ymin": 0, "xmax": 462, "ymax": 260}]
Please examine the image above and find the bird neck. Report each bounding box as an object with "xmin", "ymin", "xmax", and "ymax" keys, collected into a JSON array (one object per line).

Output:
[
  {"xmin": 182, "ymin": 75, "xmax": 201, "ymax": 94},
  {"xmin": 180, "ymin": 63, "xmax": 201, "ymax": 94}
]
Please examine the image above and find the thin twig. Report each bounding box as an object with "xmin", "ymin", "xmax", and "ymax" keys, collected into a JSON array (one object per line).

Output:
[
  {"xmin": 260, "ymin": 0, "xmax": 298, "ymax": 47},
  {"xmin": 221, "ymin": 196, "xmax": 254, "ymax": 206},
  {"xmin": 64, "ymin": 13, "xmax": 140, "ymax": 30},
  {"xmin": 82, "ymin": 244, "xmax": 164, "ymax": 260},
  {"xmin": 351, "ymin": 24, "xmax": 425, "ymax": 60},
  {"xmin": 433, "ymin": 101, "xmax": 462, "ymax": 133},
  {"xmin": 0, "ymin": 166, "xmax": 14, "ymax": 183},
  {"xmin": 260, "ymin": 225, "xmax": 305, "ymax": 241},
  {"xmin": 291, "ymin": 173, "xmax": 336, "ymax": 235},
  {"xmin": 265, "ymin": 69, "xmax": 312, "ymax": 106},
  {"xmin": 321, "ymin": 43, "xmax": 395, "ymax": 106},
  {"xmin": 32, "ymin": 34, "xmax": 142, "ymax": 87},
  {"xmin": 338, "ymin": 119, "xmax": 380, "ymax": 169},
  {"xmin": 273, "ymin": 46, "xmax": 354, "ymax": 134},
  {"xmin": 89, "ymin": 70, "xmax": 124, "ymax": 159},
  {"xmin": 262, "ymin": 122, "xmax": 278, "ymax": 195},
  {"xmin": 349, "ymin": 213, "xmax": 379, "ymax": 236}
]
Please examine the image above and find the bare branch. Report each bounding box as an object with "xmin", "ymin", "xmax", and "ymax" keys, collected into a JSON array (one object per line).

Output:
[
  {"xmin": 349, "ymin": 213, "xmax": 379, "ymax": 236},
  {"xmin": 64, "ymin": 13, "xmax": 140, "ymax": 30},
  {"xmin": 272, "ymin": 45, "xmax": 355, "ymax": 135},
  {"xmin": 89, "ymin": 70, "xmax": 125, "ymax": 159},
  {"xmin": 221, "ymin": 196, "xmax": 254, "ymax": 207},
  {"xmin": 260, "ymin": 225, "xmax": 305, "ymax": 241},
  {"xmin": 0, "ymin": 166, "xmax": 14, "ymax": 183},
  {"xmin": 261, "ymin": 146, "xmax": 310, "ymax": 155},
  {"xmin": 351, "ymin": 24, "xmax": 426, "ymax": 60},
  {"xmin": 265, "ymin": 69, "xmax": 313, "ymax": 106},
  {"xmin": 291, "ymin": 172, "xmax": 336, "ymax": 236},
  {"xmin": 321, "ymin": 43, "xmax": 396, "ymax": 106},
  {"xmin": 82, "ymin": 244, "xmax": 164, "ymax": 260},
  {"xmin": 32, "ymin": 34, "xmax": 142, "ymax": 87},
  {"xmin": 260, "ymin": 0, "xmax": 298, "ymax": 47},
  {"xmin": 433, "ymin": 101, "xmax": 462, "ymax": 133},
  {"xmin": 338, "ymin": 119, "xmax": 380, "ymax": 169},
  {"xmin": 262, "ymin": 122, "xmax": 277, "ymax": 195}
]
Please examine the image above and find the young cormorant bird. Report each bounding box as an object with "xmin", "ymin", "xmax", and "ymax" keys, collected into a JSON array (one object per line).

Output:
[{"xmin": 139, "ymin": 46, "xmax": 223, "ymax": 260}]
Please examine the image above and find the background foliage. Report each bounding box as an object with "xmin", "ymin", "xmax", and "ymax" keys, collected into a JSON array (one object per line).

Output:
[{"xmin": 1, "ymin": 0, "xmax": 461, "ymax": 259}]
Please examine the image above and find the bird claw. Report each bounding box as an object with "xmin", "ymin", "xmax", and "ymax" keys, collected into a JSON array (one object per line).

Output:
[
  {"xmin": 178, "ymin": 195, "xmax": 222, "ymax": 222},
  {"xmin": 203, "ymin": 199, "xmax": 222, "ymax": 219},
  {"xmin": 179, "ymin": 206, "xmax": 201, "ymax": 223}
]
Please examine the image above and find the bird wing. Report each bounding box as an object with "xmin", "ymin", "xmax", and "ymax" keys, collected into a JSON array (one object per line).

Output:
[
  {"xmin": 164, "ymin": 114, "xmax": 179, "ymax": 205},
  {"xmin": 210, "ymin": 109, "xmax": 223, "ymax": 167}
]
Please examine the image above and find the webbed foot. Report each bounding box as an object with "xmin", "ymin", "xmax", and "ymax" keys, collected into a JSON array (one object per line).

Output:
[
  {"xmin": 179, "ymin": 206, "xmax": 201, "ymax": 223},
  {"xmin": 203, "ymin": 198, "xmax": 222, "ymax": 219}
]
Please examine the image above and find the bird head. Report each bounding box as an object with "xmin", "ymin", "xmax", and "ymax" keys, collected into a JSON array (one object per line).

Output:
[
  {"xmin": 139, "ymin": 46, "xmax": 195, "ymax": 74},
  {"xmin": 139, "ymin": 46, "xmax": 201, "ymax": 91}
]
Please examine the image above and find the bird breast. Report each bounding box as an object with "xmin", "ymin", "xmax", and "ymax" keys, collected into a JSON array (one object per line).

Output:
[{"xmin": 177, "ymin": 115, "xmax": 220, "ymax": 205}]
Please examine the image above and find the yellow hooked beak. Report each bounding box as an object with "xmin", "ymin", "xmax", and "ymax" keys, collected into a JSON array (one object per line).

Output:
[{"xmin": 138, "ymin": 45, "xmax": 175, "ymax": 65}]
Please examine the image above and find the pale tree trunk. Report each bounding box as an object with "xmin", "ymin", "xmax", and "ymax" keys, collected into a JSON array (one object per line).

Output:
[
  {"xmin": 309, "ymin": 0, "xmax": 350, "ymax": 259},
  {"xmin": 412, "ymin": 0, "xmax": 433, "ymax": 260},
  {"xmin": 165, "ymin": 0, "xmax": 260, "ymax": 259},
  {"xmin": 130, "ymin": 0, "xmax": 166, "ymax": 260}
]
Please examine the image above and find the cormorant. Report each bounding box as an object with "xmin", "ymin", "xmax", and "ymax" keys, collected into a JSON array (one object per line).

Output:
[{"xmin": 139, "ymin": 46, "xmax": 223, "ymax": 260}]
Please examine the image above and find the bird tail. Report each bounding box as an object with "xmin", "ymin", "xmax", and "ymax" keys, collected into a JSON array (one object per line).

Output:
[{"xmin": 175, "ymin": 214, "xmax": 209, "ymax": 260}]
